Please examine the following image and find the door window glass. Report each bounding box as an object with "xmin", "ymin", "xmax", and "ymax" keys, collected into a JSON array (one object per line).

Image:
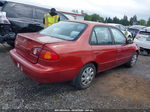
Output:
[
  {"xmin": 94, "ymin": 27, "xmax": 112, "ymax": 45},
  {"xmin": 111, "ymin": 28, "xmax": 126, "ymax": 44},
  {"xmin": 90, "ymin": 31, "xmax": 97, "ymax": 45}
]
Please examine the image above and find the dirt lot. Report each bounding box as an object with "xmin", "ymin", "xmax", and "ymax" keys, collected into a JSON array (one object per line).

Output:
[{"xmin": 0, "ymin": 44, "xmax": 150, "ymax": 110}]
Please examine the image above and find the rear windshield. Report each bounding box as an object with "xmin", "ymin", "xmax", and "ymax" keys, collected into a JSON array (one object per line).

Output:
[
  {"xmin": 40, "ymin": 21, "xmax": 87, "ymax": 41},
  {"xmin": 139, "ymin": 31, "xmax": 150, "ymax": 35}
]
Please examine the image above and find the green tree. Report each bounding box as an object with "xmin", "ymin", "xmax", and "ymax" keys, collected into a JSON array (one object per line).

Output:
[
  {"xmin": 139, "ymin": 19, "xmax": 146, "ymax": 26},
  {"xmin": 133, "ymin": 15, "xmax": 137, "ymax": 21},
  {"xmin": 147, "ymin": 17, "xmax": 150, "ymax": 26},
  {"xmin": 129, "ymin": 17, "xmax": 134, "ymax": 25},
  {"xmin": 104, "ymin": 17, "xmax": 108, "ymax": 23},
  {"xmin": 113, "ymin": 16, "xmax": 120, "ymax": 24},
  {"xmin": 83, "ymin": 12, "xmax": 148, "ymax": 26},
  {"xmin": 99, "ymin": 16, "xmax": 104, "ymax": 22},
  {"xmin": 84, "ymin": 13, "xmax": 92, "ymax": 21},
  {"xmin": 120, "ymin": 15, "xmax": 129, "ymax": 26},
  {"xmin": 132, "ymin": 15, "xmax": 138, "ymax": 25},
  {"xmin": 129, "ymin": 15, "xmax": 138, "ymax": 25},
  {"xmin": 107, "ymin": 17, "xmax": 113, "ymax": 23},
  {"xmin": 91, "ymin": 14, "xmax": 101, "ymax": 22},
  {"xmin": 84, "ymin": 13, "xmax": 104, "ymax": 22}
]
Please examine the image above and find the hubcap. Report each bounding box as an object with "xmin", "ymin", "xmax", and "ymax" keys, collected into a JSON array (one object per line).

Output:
[
  {"xmin": 81, "ymin": 67, "xmax": 95, "ymax": 86},
  {"xmin": 131, "ymin": 54, "xmax": 137, "ymax": 66}
]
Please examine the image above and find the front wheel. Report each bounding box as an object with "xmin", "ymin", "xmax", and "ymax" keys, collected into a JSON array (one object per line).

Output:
[
  {"xmin": 72, "ymin": 63, "xmax": 96, "ymax": 90},
  {"xmin": 125, "ymin": 52, "xmax": 138, "ymax": 67}
]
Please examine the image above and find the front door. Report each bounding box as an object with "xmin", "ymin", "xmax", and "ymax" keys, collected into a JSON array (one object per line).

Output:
[{"xmin": 110, "ymin": 27, "xmax": 132, "ymax": 66}]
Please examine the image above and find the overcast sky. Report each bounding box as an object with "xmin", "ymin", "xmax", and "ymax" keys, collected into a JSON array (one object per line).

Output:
[{"xmin": 8, "ymin": 0, "xmax": 150, "ymax": 20}]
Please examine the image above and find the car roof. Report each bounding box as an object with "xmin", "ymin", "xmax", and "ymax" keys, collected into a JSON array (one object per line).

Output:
[
  {"xmin": 107, "ymin": 23, "xmax": 121, "ymax": 26},
  {"xmin": 129, "ymin": 25, "xmax": 146, "ymax": 30},
  {"xmin": 3, "ymin": 0, "xmax": 51, "ymax": 9},
  {"xmin": 69, "ymin": 20, "xmax": 113, "ymax": 27},
  {"xmin": 3, "ymin": 1, "xmax": 51, "ymax": 10}
]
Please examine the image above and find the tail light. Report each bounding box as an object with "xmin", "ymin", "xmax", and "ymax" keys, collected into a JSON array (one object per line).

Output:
[
  {"xmin": 32, "ymin": 47, "xmax": 59, "ymax": 60},
  {"xmin": 40, "ymin": 49, "xmax": 59, "ymax": 60}
]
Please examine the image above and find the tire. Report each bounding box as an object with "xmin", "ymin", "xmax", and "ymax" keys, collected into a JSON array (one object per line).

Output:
[
  {"xmin": 125, "ymin": 52, "xmax": 138, "ymax": 67},
  {"xmin": 72, "ymin": 63, "xmax": 96, "ymax": 90}
]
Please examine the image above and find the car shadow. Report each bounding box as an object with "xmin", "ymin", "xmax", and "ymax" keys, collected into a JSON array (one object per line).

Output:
[
  {"xmin": 95, "ymin": 65, "xmax": 126, "ymax": 78},
  {"xmin": 13, "ymin": 76, "xmax": 77, "ymax": 102},
  {"xmin": 13, "ymin": 65, "xmax": 127, "ymax": 102}
]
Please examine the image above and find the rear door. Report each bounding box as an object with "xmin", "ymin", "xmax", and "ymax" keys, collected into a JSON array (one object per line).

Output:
[
  {"xmin": 110, "ymin": 27, "xmax": 133, "ymax": 66},
  {"xmin": 90, "ymin": 26, "xmax": 117, "ymax": 72}
]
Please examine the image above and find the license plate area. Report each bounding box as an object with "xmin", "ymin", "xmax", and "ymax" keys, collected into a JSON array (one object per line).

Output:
[{"xmin": 16, "ymin": 62, "xmax": 23, "ymax": 72}]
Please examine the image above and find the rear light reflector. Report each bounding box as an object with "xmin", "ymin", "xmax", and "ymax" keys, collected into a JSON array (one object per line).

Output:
[{"xmin": 40, "ymin": 50, "xmax": 59, "ymax": 60}]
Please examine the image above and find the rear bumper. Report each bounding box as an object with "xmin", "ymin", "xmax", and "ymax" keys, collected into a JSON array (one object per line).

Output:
[
  {"xmin": 134, "ymin": 39, "xmax": 150, "ymax": 50},
  {"xmin": 9, "ymin": 49, "xmax": 79, "ymax": 83}
]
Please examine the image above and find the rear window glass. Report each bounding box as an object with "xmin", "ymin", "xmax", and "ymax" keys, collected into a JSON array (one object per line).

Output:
[
  {"xmin": 40, "ymin": 21, "xmax": 87, "ymax": 41},
  {"xmin": 3, "ymin": 2, "xmax": 33, "ymax": 18}
]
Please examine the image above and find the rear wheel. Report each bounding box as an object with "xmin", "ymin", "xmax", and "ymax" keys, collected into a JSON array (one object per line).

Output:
[
  {"xmin": 126, "ymin": 52, "xmax": 138, "ymax": 67},
  {"xmin": 73, "ymin": 63, "xmax": 96, "ymax": 90}
]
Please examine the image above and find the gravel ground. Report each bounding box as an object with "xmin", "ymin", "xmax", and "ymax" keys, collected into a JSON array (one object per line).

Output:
[{"xmin": 0, "ymin": 44, "xmax": 150, "ymax": 110}]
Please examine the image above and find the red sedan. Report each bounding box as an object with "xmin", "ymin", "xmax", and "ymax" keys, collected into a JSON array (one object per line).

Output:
[{"xmin": 9, "ymin": 20, "xmax": 139, "ymax": 89}]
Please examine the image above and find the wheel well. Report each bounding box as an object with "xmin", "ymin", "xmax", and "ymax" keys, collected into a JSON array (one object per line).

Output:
[{"xmin": 87, "ymin": 62, "xmax": 98, "ymax": 72}]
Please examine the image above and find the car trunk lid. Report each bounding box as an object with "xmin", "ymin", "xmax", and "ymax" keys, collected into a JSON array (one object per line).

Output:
[{"xmin": 15, "ymin": 33, "xmax": 66, "ymax": 63}]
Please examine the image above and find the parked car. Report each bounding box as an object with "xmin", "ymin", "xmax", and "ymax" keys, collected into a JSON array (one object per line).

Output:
[
  {"xmin": 0, "ymin": 11, "xmax": 16, "ymax": 44},
  {"xmin": 10, "ymin": 20, "xmax": 139, "ymax": 89},
  {"xmin": 108, "ymin": 23, "xmax": 132, "ymax": 38},
  {"xmin": 128, "ymin": 25, "xmax": 146, "ymax": 38},
  {"xmin": 0, "ymin": 1, "xmax": 69, "ymax": 46},
  {"xmin": 134, "ymin": 27, "xmax": 150, "ymax": 55}
]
